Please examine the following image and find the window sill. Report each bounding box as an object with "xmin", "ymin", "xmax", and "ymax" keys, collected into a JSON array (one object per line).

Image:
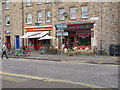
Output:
[
  {"xmin": 26, "ymin": 4, "xmax": 32, "ymax": 7},
  {"xmin": 26, "ymin": 23, "xmax": 32, "ymax": 25},
  {"xmin": 37, "ymin": 3, "xmax": 42, "ymax": 5},
  {"xmin": 81, "ymin": 17, "xmax": 88, "ymax": 19},
  {"xmin": 5, "ymin": 24, "xmax": 10, "ymax": 26},
  {"xmin": 59, "ymin": 19, "xmax": 65, "ymax": 21},
  {"xmin": 70, "ymin": 18, "xmax": 76, "ymax": 20},
  {"xmin": 38, "ymin": 21, "xmax": 42, "ymax": 23},
  {"xmin": 5, "ymin": 8, "xmax": 10, "ymax": 10}
]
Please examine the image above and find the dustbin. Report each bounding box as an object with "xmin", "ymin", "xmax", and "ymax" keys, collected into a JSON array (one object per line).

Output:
[{"xmin": 109, "ymin": 44, "xmax": 120, "ymax": 56}]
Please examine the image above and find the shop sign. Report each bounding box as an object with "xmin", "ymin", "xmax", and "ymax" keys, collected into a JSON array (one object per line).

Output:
[
  {"xmin": 66, "ymin": 24, "xmax": 93, "ymax": 30},
  {"xmin": 56, "ymin": 32, "xmax": 68, "ymax": 36},
  {"xmin": 79, "ymin": 35, "xmax": 90, "ymax": 38}
]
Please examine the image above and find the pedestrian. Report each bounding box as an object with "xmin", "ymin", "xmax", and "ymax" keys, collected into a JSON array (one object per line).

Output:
[{"xmin": 1, "ymin": 43, "xmax": 9, "ymax": 59}]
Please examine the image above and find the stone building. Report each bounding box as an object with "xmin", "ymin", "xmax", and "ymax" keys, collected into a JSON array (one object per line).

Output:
[
  {"xmin": 1, "ymin": 0, "xmax": 120, "ymax": 55},
  {"xmin": 0, "ymin": 0, "xmax": 3, "ymax": 47}
]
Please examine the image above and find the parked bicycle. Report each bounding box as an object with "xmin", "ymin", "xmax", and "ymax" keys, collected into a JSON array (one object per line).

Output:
[
  {"xmin": 7, "ymin": 48, "xmax": 15, "ymax": 55},
  {"xmin": 15, "ymin": 49, "xmax": 31, "ymax": 56}
]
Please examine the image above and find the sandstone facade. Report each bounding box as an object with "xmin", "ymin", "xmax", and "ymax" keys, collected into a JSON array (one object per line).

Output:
[{"xmin": 1, "ymin": 1, "xmax": 120, "ymax": 54}]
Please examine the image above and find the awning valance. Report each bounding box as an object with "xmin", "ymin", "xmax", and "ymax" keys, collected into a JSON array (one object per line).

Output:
[
  {"xmin": 38, "ymin": 35, "xmax": 55, "ymax": 40},
  {"xmin": 28, "ymin": 31, "xmax": 49, "ymax": 38},
  {"xmin": 20, "ymin": 31, "xmax": 49, "ymax": 39}
]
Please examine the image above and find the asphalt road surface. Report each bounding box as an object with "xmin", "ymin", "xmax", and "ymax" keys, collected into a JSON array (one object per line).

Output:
[{"xmin": 0, "ymin": 58, "xmax": 119, "ymax": 88}]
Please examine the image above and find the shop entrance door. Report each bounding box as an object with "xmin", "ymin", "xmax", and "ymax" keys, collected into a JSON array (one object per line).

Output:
[
  {"xmin": 6, "ymin": 36, "xmax": 11, "ymax": 49},
  {"xmin": 15, "ymin": 36, "xmax": 20, "ymax": 49}
]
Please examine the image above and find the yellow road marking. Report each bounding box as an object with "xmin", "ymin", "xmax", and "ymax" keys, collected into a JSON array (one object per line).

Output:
[
  {"xmin": 0, "ymin": 72, "xmax": 105, "ymax": 88},
  {"xmin": 61, "ymin": 60, "xmax": 119, "ymax": 66},
  {"xmin": 0, "ymin": 75, "xmax": 28, "ymax": 82}
]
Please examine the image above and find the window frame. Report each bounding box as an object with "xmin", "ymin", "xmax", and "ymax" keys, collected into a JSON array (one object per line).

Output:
[
  {"xmin": 26, "ymin": 13, "xmax": 32, "ymax": 24},
  {"xmin": 26, "ymin": 0, "xmax": 32, "ymax": 6},
  {"xmin": 70, "ymin": 7, "xmax": 76, "ymax": 20},
  {"xmin": 45, "ymin": 11, "xmax": 51, "ymax": 22},
  {"xmin": 5, "ymin": 16, "xmax": 10, "ymax": 26},
  {"xmin": 37, "ymin": 0, "xmax": 42, "ymax": 5},
  {"xmin": 45, "ymin": 0, "xmax": 51, "ymax": 4},
  {"xmin": 5, "ymin": 0, "xmax": 10, "ymax": 10},
  {"xmin": 81, "ymin": 5, "xmax": 88, "ymax": 19},
  {"xmin": 37, "ymin": 11, "xmax": 42, "ymax": 23},
  {"xmin": 59, "ymin": 8, "xmax": 65, "ymax": 20}
]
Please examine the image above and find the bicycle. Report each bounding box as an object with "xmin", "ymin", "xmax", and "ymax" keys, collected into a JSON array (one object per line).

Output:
[{"xmin": 15, "ymin": 49, "xmax": 31, "ymax": 56}]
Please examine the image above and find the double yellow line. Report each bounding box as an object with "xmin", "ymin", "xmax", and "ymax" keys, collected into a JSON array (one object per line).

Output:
[{"xmin": 0, "ymin": 72, "xmax": 105, "ymax": 88}]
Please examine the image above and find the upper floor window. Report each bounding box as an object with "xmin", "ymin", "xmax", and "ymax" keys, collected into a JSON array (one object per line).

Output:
[
  {"xmin": 5, "ymin": 0, "xmax": 10, "ymax": 9},
  {"xmin": 45, "ymin": 0, "xmax": 51, "ymax": 4},
  {"xmin": 70, "ymin": 7, "xmax": 76, "ymax": 19},
  {"xmin": 59, "ymin": 8, "xmax": 65, "ymax": 20},
  {"xmin": 81, "ymin": 5, "xmax": 88, "ymax": 18},
  {"xmin": 26, "ymin": 13, "xmax": 32, "ymax": 24},
  {"xmin": 46, "ymin": 11, "xmax": 51, "ymax": 22},
  {"xmin": 37, "ymin": 0, "xmax": 42, "ymax": 4},
  {"xmin": 26, "ymin": 0, "xmax": 32, "ymax": 6},
  {"xmin": 5, "ymin": 16, "xmax": 10, "ymax": 25},
  {"xmin": 37, "ymin": 12, "xmax": 42, "ymax": 23}
]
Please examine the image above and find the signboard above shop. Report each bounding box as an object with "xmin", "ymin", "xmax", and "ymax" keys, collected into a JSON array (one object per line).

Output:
[{"xmin": 56, "ymin": 32, "xmax": 68, "ymax": 36}]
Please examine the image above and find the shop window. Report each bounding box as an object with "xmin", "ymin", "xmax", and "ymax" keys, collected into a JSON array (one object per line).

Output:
[
  {"xmin": 5, "ymin": 0, "xmax": 10, "ymax": 9},
  {"xmin": 59, "ymin": 8, "xmax": 65, "ymax": 20},
  {"xmin": 5, "ymin": 16, "xmax": 10, "ymax": 25},
  {"xmin": 81, "ymin": 5, "xmax": 88, "ymax": 18},
  {"xmin": 37, "ymin": 12, "xmax": 42, "ymax": 23},
  {"xmin": 77, "ymin": 35, "xmax": 91, "ymax": 46},
  {"xmin": 70, "ymin": 7, "xmax": 76, "ymax": 19},
  {"xmin": 26, "ymin": 13, "xmax": 32, "ymax": 24},
  {"xmin": 42, "ymin": 40, "xmax": 50, "ymax": 46},
  {"xmin": 45, "ymin": 11, "xmax": 51, "ymax": 22}
]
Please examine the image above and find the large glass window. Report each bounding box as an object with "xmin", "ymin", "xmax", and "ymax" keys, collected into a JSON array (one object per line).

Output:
[
  {"xmin": 37, "ymin": 12, "xmax": 42, "ymax": 23},
  {"xmin": 26, "ymin": 13, "xmax": 32, "ymax": 24},
  {"xmin": 81, "ymin": 5, "xmax": 88, "ymax": 18},
  {"xmin": 46, "ymin": 11, "xmax": 51, "ymax": 22},
  {"xmin": 77, "ymin": 35, "xmax": 91, "ymax": 46},
  {"xmin": 59, "ymin": 8, "xmax": 65, "ymax": 20},
  {"xmin": 42, "ymin": 40, "xmax": 50, "ymax": 46},
  {"xmin": 70, "ymin": 7, "xmax": 76, "ymax": 19}
]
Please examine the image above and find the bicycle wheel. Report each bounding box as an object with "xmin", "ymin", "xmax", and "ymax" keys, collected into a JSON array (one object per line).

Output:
[{"xmin": 25, "ymin": 51, "xmax": 31, "ymax": 56}]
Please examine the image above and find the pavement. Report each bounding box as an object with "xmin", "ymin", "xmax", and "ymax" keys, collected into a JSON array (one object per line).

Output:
[{"xmin": 9, "ymin": 50, "xmax": 120, "ymax": 65}]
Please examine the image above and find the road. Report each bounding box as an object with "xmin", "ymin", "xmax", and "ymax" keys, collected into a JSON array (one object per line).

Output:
[{"xmin": 0, "ymin": 58, "xmax": 119, "ymax": 88}]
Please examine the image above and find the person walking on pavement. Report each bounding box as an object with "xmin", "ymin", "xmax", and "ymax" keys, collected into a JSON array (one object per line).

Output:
[{"xmin": 1, "ymin": 43, "xmax": 9, "ymax": 59}]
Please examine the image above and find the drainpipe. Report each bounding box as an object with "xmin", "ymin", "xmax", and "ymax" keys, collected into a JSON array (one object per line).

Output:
[
  {"xmin": 22, "ymin": 0, "xmax": 24, "ymax": 48},
  {"xmin": 2, "ymin": 1, "xmax": 5, "ymax": 44},
  {"xmin": 100, "ymin": 1, "xmax": 103, "ymax": 55}
]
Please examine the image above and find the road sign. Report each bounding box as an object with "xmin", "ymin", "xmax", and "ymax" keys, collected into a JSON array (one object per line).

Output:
[
  {"xmin": 57, "ymin": 29, "xmax": 64, "ymax": 32},
  {"xmin": 56, "ymin": 32, "xmax": 68, "ymax": 36},
  {"xmin": 56, "ymin": 24, "xmax": 67, "ymax": 29}
]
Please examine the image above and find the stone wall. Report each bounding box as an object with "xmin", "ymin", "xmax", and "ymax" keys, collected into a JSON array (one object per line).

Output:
[{"xmin": 2, "ymin": 1, "xmax": 119, "ymax": 54}]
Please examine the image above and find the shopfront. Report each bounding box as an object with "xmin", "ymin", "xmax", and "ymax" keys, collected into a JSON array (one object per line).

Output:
[
  {"xmin": 21, "ymin": 25, "xmax": 52, "ymax": 50},
  {"xmin": 56, "ymin": 22, "xmax": 94, "ymax": 49}
]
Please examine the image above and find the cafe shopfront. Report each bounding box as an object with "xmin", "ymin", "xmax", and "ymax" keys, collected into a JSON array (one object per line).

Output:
[
  {"xmin": 21, "ymin": 25, "xmax": 53, "ymax": 50},
  {"xmin": 56, "ymin": 22, "xmax": 94, "ymax": 49}
]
